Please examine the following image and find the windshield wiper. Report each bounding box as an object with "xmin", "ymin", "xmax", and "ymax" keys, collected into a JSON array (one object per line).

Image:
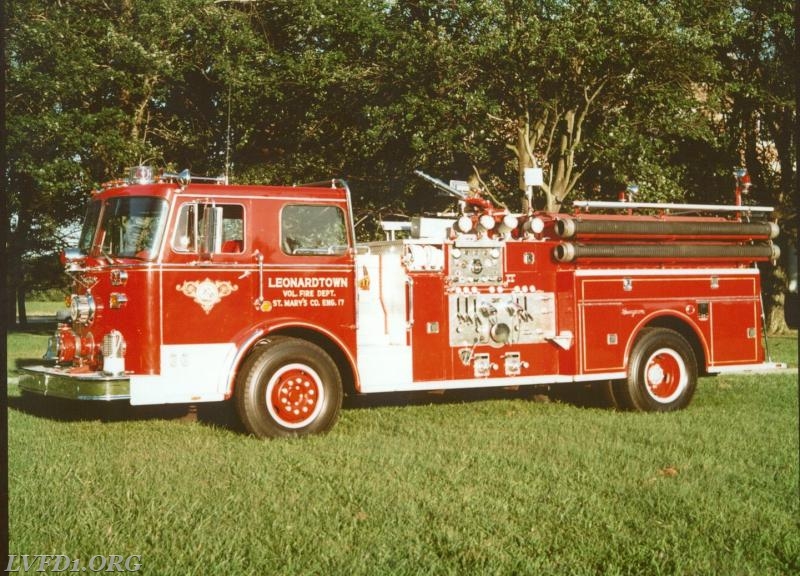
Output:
[{"xmin": 94, "ymin": 245, "xmax": 117, "ymax": 265}]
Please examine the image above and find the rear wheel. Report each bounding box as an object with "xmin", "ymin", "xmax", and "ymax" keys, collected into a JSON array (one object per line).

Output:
[
  {"xmin": 600, "ymin": 380, "xmax": 631, "ymax": 410},
  {"xmin": 620, "ymin": 328, "xmax": 697, "ymax": 412},
  {"xmin": 235, "ymin": 337, "xmax": 342, "ymax": 438}
]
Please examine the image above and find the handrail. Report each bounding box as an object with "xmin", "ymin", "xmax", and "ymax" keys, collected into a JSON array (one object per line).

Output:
[
  {"xmin": 296, "ymin": 178, "xmax": 349, "ymax": 190},
  {"xmin": 572, "ymin": 200, "xmax": 774, "ymax": 213}
]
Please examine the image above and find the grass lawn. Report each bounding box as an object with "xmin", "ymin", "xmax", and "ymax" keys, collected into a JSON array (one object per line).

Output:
[
  {"xmin": 16, "ymin": 300, "xmax": 67, "ymax": 319},
  {"xmin": 6, "ymin": 331, "xmax": 799, "ymax": 575}
]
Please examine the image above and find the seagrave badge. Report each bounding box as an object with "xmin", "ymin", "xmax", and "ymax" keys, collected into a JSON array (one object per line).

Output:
[{"xmin": 176, "ymin": 278, "xmax": 238, "ymax": 314}]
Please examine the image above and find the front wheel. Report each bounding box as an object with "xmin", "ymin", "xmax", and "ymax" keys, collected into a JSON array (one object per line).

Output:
[
  {"xmin": 620, "ymin": 328, "xmax": 698, "ymax": 412},
  {"xmin": 235, "ymin": 337, "xmax": 342, "ymax": 438}
]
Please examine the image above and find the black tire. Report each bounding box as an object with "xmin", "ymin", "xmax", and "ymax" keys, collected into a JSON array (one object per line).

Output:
[
  {"xmin": 235, "ymin": 337, "xmax": 342, "ymax": 438},
  {"xmin": 619, "ymin": 327, "xmax": 697, "ymax": 412}
]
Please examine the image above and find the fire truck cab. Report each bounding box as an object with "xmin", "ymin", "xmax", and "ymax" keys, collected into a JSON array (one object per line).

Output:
[{"xmin": 20, "ymin": 167, "xmax": 782, "ymax": 437}]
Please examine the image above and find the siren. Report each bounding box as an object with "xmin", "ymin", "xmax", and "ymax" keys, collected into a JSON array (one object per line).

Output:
[{"xmin": 102, "ymin": 330, "xmax": 126, "ymax": 376}]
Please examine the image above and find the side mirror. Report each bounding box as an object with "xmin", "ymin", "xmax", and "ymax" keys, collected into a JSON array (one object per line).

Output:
[
  {"xmin": 200, "ymin": 205, "xmax": 224, "ymax": 258},
  {"xmin": 60, "ymin": 247, "xmax": 86, "ymax": 270}
]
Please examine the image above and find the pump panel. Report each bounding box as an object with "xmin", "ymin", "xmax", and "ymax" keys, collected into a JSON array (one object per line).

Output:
[
  {"xmin": 448, "ymin": 292, "xmax": 556, "ymax": 348},
  {"xmin": 448, "ymin": 242, "xmax": 504, "ymax": 284}
]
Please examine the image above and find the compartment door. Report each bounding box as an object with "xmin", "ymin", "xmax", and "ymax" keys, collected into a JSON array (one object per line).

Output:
[
  {"xmin": 710, "ymin": 299, "xmax": 760, "ymax": 364},
  {"xmin": 409, "ymin": 274, "xmax": 450, "ymax": 382},
  {"xmin": 579, "ymin": 302, "xmax": 625, "ymax": 373}
]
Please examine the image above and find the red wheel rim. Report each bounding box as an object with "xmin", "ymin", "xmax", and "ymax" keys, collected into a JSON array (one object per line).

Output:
[
  {"xmin": 644, "ymin": 348, "xmax": 687, "ymax": 403},
  {"xmin": 266, "ymin": 363, "xmax": 325, "ymax": 428}
]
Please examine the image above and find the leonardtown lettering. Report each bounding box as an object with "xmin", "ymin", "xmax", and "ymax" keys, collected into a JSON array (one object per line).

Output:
[{"xmin": 268, "ymin": 277, "xmax": 349, "ymax": 289}]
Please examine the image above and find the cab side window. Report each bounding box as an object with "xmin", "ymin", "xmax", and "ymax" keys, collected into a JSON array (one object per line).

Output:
[
  {"xmin": 173, "ymin": 203, "xmax": 244, "ymax": 254},
  {"xmin": 281, "ymin": 205, "xmax": 347, "ymax": 256},
  {"xmin": 218, "ymin": 206, "xmax": 244, "ymax": 253}
]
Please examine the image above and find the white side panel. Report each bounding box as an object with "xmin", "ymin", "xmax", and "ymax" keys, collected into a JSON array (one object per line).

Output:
[
  {"xmin": 356, "ymin": 242, "xmax": 415, "ymax": 392},
  {"xmin": 356, "ymin": 244, "xmax": 408, "ymax": 347},
  {"xmin": 130, "ymin": 343, "xmax": 237, "ymax": 405},
  {"xmin": 357, "ymin": 344, "xmax": 413, "ymax": 392}
]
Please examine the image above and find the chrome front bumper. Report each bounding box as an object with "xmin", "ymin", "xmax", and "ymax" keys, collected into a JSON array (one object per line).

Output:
[{"xmin": 19, "ymin": 366, "xmax": 130, "ymax": 401}]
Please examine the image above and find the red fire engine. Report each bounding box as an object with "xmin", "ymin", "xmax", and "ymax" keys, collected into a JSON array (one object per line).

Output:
[{"xmin": 20, "ymin": 166, "xmax": 783, "ymax": 437}]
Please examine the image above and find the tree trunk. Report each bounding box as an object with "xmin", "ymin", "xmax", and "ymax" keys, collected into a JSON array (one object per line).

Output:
[
  {"xmin": 16, "ymin": 285, "xmax": 28, "ymax": 328},
  {"xmin": 8, "ymin": 237, "xmax": 27, "ymax": 327},
  {"xmin": 763, "ymin": 265, "xmax": 788, "ymax": 334},
  {"xmin": 516, "ymin": 117, "xmax": 535, "ymax": 212},
  {"xmin": 4, "ymin": 277, "xmax": 16, "ymax": 328},
  {"xmin": 512, "ymin": 112, "xmax": 575, "ymax": 213},
  {"xmin": 9, "ymin": 175, "xmax": 33, "ymax": 327}
]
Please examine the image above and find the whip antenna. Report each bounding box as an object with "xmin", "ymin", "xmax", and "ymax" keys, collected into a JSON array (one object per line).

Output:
[{"xmin": 225, "ymin": 79, "xmax": 232, "ymax": 183}]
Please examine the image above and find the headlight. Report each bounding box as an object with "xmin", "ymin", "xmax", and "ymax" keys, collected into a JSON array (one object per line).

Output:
[
  {"xmin": 110, "ymin": 269, "xmax": 128, "ymax": 286},
  {"xmin": 70, "ymin": 294, "xmax": 96, "ymax": 325},
  {"xmin": 109, "ymin": 293, "xmax": 128, "ymax": 309}
]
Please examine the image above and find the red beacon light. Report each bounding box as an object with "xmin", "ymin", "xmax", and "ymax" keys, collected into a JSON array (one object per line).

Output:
[
  {"xmin": 734, "ymin": 167, "xmax": 751, "ymax": 207},
  {"xmin": 129, "ymin": 165, "xmax": 155, "ymax": 185}
]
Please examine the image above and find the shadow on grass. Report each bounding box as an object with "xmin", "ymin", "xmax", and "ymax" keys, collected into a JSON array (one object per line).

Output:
[
  {"xmin": 10, "ymin": 328, "xmax": 615, "ymax": 436},
  {"xmin": 9, "ymin": 382, "xmax": 614, "ymax": 437},
  {"xmin": 343, "ymin": 381, "xmax": 616, "ymax": 410},
  {"xmin": 8, "ymin": 393, "xmax": 245, "ymax": 433}
]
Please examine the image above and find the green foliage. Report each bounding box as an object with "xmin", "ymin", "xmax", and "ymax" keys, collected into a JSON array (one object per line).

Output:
[
  {"xmin": 5, "ymin": 0, "xmax": 254, "ymax": 321},
  {"xmin": 6, "ymin": 0, "xmax": 795, "ymax": 311}
]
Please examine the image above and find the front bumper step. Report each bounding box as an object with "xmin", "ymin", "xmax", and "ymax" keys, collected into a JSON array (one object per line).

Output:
[{"xmin": 19, "ymin": 366, "xmax": 130, "ymax": 401}]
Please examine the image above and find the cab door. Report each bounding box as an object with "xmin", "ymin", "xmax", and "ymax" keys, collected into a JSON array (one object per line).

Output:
[{"xmin": 135, "ymin": 199, "xmax": 256, "ymax": 404}]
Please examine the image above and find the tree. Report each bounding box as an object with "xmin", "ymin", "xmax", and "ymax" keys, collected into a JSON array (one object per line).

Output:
[
  {"xmin": 468, "ymin": 0, "xmax": 732, "ymax": 210},
  {"xmin": 352, "ymin": 1, "xmax": 735, "ymax": 212},
  {"xmin": 5, "ymin": 0, "xmax": 247, "ymax": 324},
  {"xmin": 720, "ymin": 0, "xmax": 796, "ymax": 333},
  {"xmin": 6, "ymin": 0, "xmax": 125, "ymax": 324},
  {"xmin": 6, "ymin": 0, "xmax": 793, "ymax": 333}
]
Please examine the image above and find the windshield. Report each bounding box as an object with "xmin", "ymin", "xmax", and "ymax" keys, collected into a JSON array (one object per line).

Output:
[
  {"xmin": 78, "ymin": 200, "xmax": 102, "ymax": 254},
  {"xmin": 94, "ymin": 197, "xmax": 168, "ymax": 259}
]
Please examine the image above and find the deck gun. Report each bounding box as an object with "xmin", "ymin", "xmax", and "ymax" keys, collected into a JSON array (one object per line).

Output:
[{"xmin": 414, "ymin": 170, "xmax": 468, "ymax": 201}]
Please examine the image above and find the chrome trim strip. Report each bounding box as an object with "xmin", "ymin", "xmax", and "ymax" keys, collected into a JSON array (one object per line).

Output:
[
  {"xmin": 358, "ymin": 370, "xmax": 628, "ymax": 394},
  {"xmin": 574, "ymin": 268, "xmax": 760, "ymax": 277},
  {"xmin": 707, "ymin": 362, "xmax": 790, "ymax": 374}
]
